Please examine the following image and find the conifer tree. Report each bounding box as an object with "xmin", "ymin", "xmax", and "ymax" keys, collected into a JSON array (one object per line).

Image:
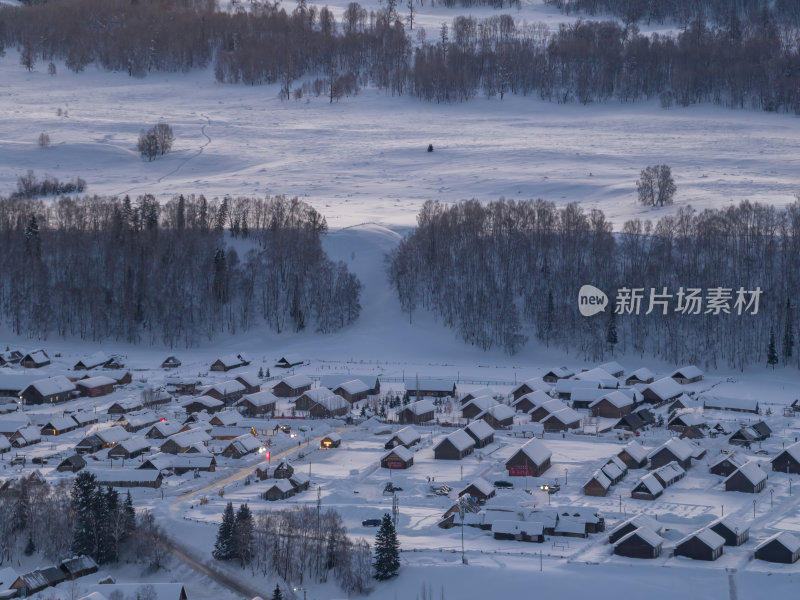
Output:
[
  {"xmin": 605, "ymin": 311, "xmax": 618, "ymax": 351},
  {"xmin": 71, "ymin": 471, "xmax": 99, "ymax": 558},
  {"xmin": 233, "ymin": 504, "xmax": 254, "ymax": 565},
  {"xmin": 213, "ymin": 502, "xmax": 236, "ymax": 560},
  {"xmin": 373, "ymin": 513, "xmax": 400, "ymax": 580},
  {"xmin": 768, "ymin": 328, "xmax": 778, "ymax": 369},
  {"xmin": 124, "ymin": 491, "xmax": 137, "ymax": 536},
  {"xmin": 271, "ymin": 584, "xmax": 283, "ymax": 600}
]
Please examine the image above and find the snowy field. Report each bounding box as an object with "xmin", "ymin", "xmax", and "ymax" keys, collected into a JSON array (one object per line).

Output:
[{"xmin": 1, "ymin": 52, "xmax": 799, "ymax": 230}]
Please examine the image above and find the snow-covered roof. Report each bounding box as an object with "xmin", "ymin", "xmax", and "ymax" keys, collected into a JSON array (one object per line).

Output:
[
  {"xmin": 279, "ymin": 374, "xmax": 313, "ymax": 389},
  {"xmin": 0, "ymin": 435, "xmax": 10, "ymax": 452},
  {"xmin": 726, "ymin": 461, "xmax": 768, "ymax": 485},
  {"xmin": 599, "ymin": 361, "xmax": 624, "ymax": 375},
  {"xmin": 648, "ymin": 437, "xmax": 694, "ymax": 461},
  {"xmin": 180, "ymin": 396, "xmax": 224, "ymax": 409},
  {"xmin": 555, "ymin": 518, "xmax": 587, "ymax": 535},
  {"xmin": 677, "ymin": 527, "xmax": 725, "ymax": 551},
  {"xmin": 590, "ymin": 390, "xmax": 633, "ymax": 409},
  {"xmin": 465, "ymin": 419, "xmax": 494, "ymax": 440},
  {"xmin": 315, "ymin": 394, "xmax": 349, "ymax": 412},
  {"xmin": 643, "ymin": 377, "xmax": 684, "ymax": 400},
  {"xmin": 569, "ymin": 387, "xmax": 608, "ymax": 403},
  {"xmin": 778, "ymin": 441, "xmax": 800, "ymax": 463},
  {"xmin": 669, "ymin": 411, "xmax": 705, "ymax": 427},
  {"xmin": 383, "ymin": 445, "xmax": 414, "ymax": 462},
  {"xmin": 393, "ymin": 426, "xmax": 421, "ymax": 445},
  {"xmin": 164, "ymin": 428, "xmax": 210, "ymax": 446},
  {"xmin": 25, "ymin": 375, "xmax": 75, "ymax": 397},
  {"xmin": 545, "ymin": 366, "xmax": 574, "ymax": 378},
  {"xmin": 74, "ymin": 352, "xmax": 110, "ymax": 369},
  {"xmin": 108, "ymin": 398, "xmax": 143, "ymax": 411},
  {"xmin": 405, "ymin": 399, "xmax": 435, "ymax": 415},
  {"xmin": 119, "ymin": 410, "xmax": 159, "ymax": 428},
  {"xmin": 70, "ymin": 411, "xmax": 97, "ymax": 426},
  {"xmin": 755, "ymin": 531, "xmax": 800, "ymax": 553},
  {"xmin": 542, "ymin": 407, "xmax": 581, "ymax": 426},
  {"xmin": 0, "ymin": 415, "xmax": 30, "ymax": 434},
  {"xmin": 437, "ymin": 429, "xmax": 475, "ymax": 452},
  {"xmin": 512, "ymin": 390, "xmax": 553, "ymax": 408},
  {"xmin": 626, "ymin": 367, "xmax": 654, "ymax": 381},
  {"xmin": 334, "ymin": 379, "xmax": 371, "ymax": 395},
  {"xmin": 486, "ymin": 403, "xmax": 515, "ymax": 420},
  {"xmin": 672, "ymin": 365, "xmax": 703, "ymax": 379},
  {"xmin": 463, "ymin": 387, "xmax": 496, "ymax": 400},
  {"xmin": 91, "ymin": 426, "xmax": 131, "ymax": 444},
  {"xmin": 606, "ymin": 455, "xmax": 628, "ymax": 472},
  {"xmin": 210, "ymin": 411, "xmax": 240, "ymax": 426},
  {"xmin": 14, "ymin": 425, "xmax": 41, "ymax": 443},
  {"xmin": 75, "ymin": 375, "xmax": 117, "ymax": 389},
  {"xmin": 215, "ymin": 353, "xmax": 246, "ymax": 368},
  {"xmin": 300, "ymin": 387, "xmax": 337, "ymax": 403},
  {"xmin": 408, "ymin": 379, "xmax": 454, "ymax": 393},
  {"xmin": 586, "ymin": 469, "xmax": 611, "ymax": 489},
  {"xmin": 90, "ymin": 468, "xmax": 161, "ymax": 483},
  {"xmin": 322, "ymin": 432, "xmax": 342, "ymax": 443},
  {"xmin": 553, "ymin": 379, "xmax": 600, "ymax": 393},
  {"xmin": 616, "ymin": 527, "xmax": 664, "ymax": 547},
  {"xmin": 701, "ymin": 396, "xmax": 759, "ymax": 412},
  {"xmin": 237, "ymin": 390, "xmax": 278, "ymax": 407},
  {"xmin": 463, "ymin": 396, "xmax": 497, "ymax": 412},
  {"xmin": 148, "ymin": 421, "xmax": 182, "ymax": 437},
  {"xmin": 491, "ymin": 519, "xmax": 544, "ymax": 536},
  {"xmin": 24, "ymin": 350, "xmax": 49, "ymax": 363},
  {"xmin": 708, "ymin": 451, "xmax": 746, "ymax": 469},
  {"xmin": 515, "ymin": 438, "xmax": 551, "ymax": 465},
  {"xmin": 635, "ymin": 473, "xmax": 665, "ymax": 495},
  {"xmin": 143, "ymin": 452, "xmax": 215, "ymax": 470},
  {"xmin": 462, "ymin": 476, "xmax": 493, "ymax": 497},
  {"xmin": 575, "ymin": 368, "xmax": 618, "ymax": 387},
  {"xmin": 276, "ymin": 353, "xmax": 302, "ymax": 364},
  {"xmin": 42, "ymin": 416, "xmax": 77, "ymax": 431},
  {"xmin": 235, "ymin": 372, "xmax": 261, "ymax": 387},
  {"xmin": 0, "ymin": 373, "xmax": 39, "ymax": 391},
  {"xmin": 265, "ymin": 478, "xmax": 295, "ymax": 493},
  {"xmin": 511, "ymin": 378, "xmax": 549, "ymax": 394},
  {"xmin": 710, "ymin": 514, "xmax": 750, "ymax": 535},
  {"xmin": 610, "ymin": 514, "xmax": 662, "ymax": 537},
  {"xmin": 536, "ymin": 398, "xmax": 569, "ymax": 415},
  {"xmin": 115, "ymin": 437, "xmax": 152, "ymax": 454},
  {"xmin": 87, "ymin": 584, "xmax": 186, "ymax": 600},
  {"xmin": 227, "ymin": 433, "xmax": 261, "ymax": 454},
  {"xmin": 601, "ymin": 462, "xmax": 623, "ymax": 481},
  {"xmin": 205, "ymin": 380, "xmax": 246, "ymax": 395}
]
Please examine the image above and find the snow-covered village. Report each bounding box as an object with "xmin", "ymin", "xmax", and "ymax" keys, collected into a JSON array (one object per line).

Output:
[{"xmin": 3, "ymin": 0, "xmax": 800, "ymax": 599}]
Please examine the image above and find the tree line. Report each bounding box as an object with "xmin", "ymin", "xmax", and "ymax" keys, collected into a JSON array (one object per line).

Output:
[
  {"xmin": 0, "ymin": 193, "xmax": 361, "ymax": 346},
  {"xmin": 387, "ymin": 197, "xmax": 800, "ymax": 369},
  {"xmin": 2, "ymin": 0, "xmax": 800, "ymax": 112}
]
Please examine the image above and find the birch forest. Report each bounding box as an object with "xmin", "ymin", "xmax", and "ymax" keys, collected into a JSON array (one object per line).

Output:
[{"xmin": 387, "ymin": 198, "xmax": 800, "ymax": 369}]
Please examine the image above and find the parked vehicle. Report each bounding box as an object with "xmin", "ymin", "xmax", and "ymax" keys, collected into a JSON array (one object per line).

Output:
[
  {"xmin": 494, "ymin": 480, "xmax": 513, "ymax": 489},
  {"xmin": 362, "ymin": 519, "xmax": 382, "ymax": 527}
]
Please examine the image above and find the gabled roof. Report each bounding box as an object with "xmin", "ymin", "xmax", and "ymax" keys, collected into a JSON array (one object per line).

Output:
[
  {"xmin": 71, "ymin": 411, "xmax": 98, "ymax": 426},
  {"xmin": 148, "ymin": 421, "xmax": 182, "ymax": 437},
  {"xmin": 235, "ymin": 372, "xmax": 261, "ymax": 387},
  {"xmin": 300, "ymin": 387, "xmax": 337, "ymax": 403},
  {"xmin": 89, "ymin": 468, "xmax": 161, "ymax": 483},
  {"xmin": 648, "ymin": 437, "xmax": 694, "ymax": 461},
  {"xmin": 542, "ymin": 407, "xmax": 581, "ymax": 426},
  {"xmin": 408, "ymin": 379, "xmax": 455, "ymax": 393},
  {"xmin": 669, "ymin": 412, "xmax": 706, "ymax": 427},
  {"xmin": 74, "ymin": 352, "xmax": 110, "ymax": 369},
  {"xmin": 601, "ymin": 462, "xmax": 623, "ymax": 481},
  {"xmin": 643, "ymin": 377, "xmax": 683, "ymax": 401},
  {"xmin": 616, "ymin": 527, "xmax": 664, "ymax": 547},
  {"xmin": 709, "ymin": 451, "xmax": 747, "ymax": 470},
  {"xmin": 87, "ymin": 583, "xmax": 187, "ymax": 600},
  {"xmin": 701, "ymin": 395, "xmax": 759, "ymax": 412},
  {"xmin": 709, "ymin": 514, "xmax": 750, "ymax": 535},
  {"xmin": 404, "ymin": 399, "xmax": 435, "ymax": 415},
  {"xmin": 461, "ymin": 476, "xmax": 493, "ymax": 497},
  {"xmin": 204, "ymin": 380, "xmax": 246, "ymax": 396},
  {"xmin": 278, "ymin": 374, "xmax": 313, "ymax": 389},
  {"xmin": 510, "ymin": 378, "xmax": 549, "ymax": 395},
  {"xmin": 634, "ymin": 473, "xmax": 664, "ymax": 495},
  {"xmin": 210, "ymin": 411, "xmax": 240, "ymax": 426},
  {"xmin": 620, "ymin": 440, "xmax": 649, "ymax": 462},
  {"xmin": 512, "ymin": 390, "xmax": 553, "ymax": 408},
  {"xmin": 91, "ymin": 426, "xmax": 131, "ymax": 444},
  {"xmin": 335, "ymin": 379, "xmax": 371, "ymax": 395},
  {"xmin": 575, "ymin": 368, "xmax": 618, "ymax": 387},
  {"xmin": 465, "ymin": 419, "xmax": 494, "ymax": 440},
  {"xmin": 214, "ymin": 353, "xmax": 246, "ymax": 368},
  {"xmin": 569, "ymin": 387, "xmax": 608, "ymax": 403},
  {"xmin": 227, "ymin": 433, "xmax": 261, "ymax": 454},
  {"xmin": 585, "ymin": 469, "xmax": 611, "ymax": 489},
  {"xmin": 672, "ymin": 365, "xmax": 703, "ymax": 379},
  {"xmin": 24, "ymin": 376, "xmax": 75, "ymax": 397},
  {"xmin": 383, "ymin": 445, "xmax": 414, "ymax": 462},
  {"xmin": 463, "ymin": 386, "xmax": 496, "ymax": 399},
  {"xmin": 591, "ymin": 391, "xmax": 633, "ymax": 409},
  {"xmin": 163, "ymin": 428, "xmax": 210, "ymax": 447},
  {"xmin": 437, "ymin": 429, "xmax": 475, "ymax": 452},
  {"xmin": 0, "ymin": 435, "xmax": 10, "ymax": 452},
  {"xmin": 265, "ymin": 478, "xmax": 295, "ymax": 493},
  {"xmin": 610, "ymin": 514, "xmax": 662, "ymax": 537},
  {"xmin": 180, "ymin": 396, "xmax": 224, "ymax": 409},
  {"xmin": 0, "ymin": 566, "xmax": 19, "ymax": 590},
  {"xmin": 544, "ymin": 366, "xmax": 574, "ymax": 379},
  {"xmin": 237, "ymin": 390, "xmax": 278, "ymax": 407},
  {"xmin": 755, "ymin": 531, "xmax": 800, "ymax": 553},
  {"xmin": 42, "ymin": 416, "xmax": 77, "ymax": 431},
  {"xmin": 599, "ymin": 361, "xmax": 624, "ymax": 375},
  {"xmin": 114, "ymin": 437, "xmax": 152, "ymax": 454},
  {"xmin": 514, "ymin": 438, "xmax": 551, "ymax": 465},
  {"xmin": 486, "ymin": 403, "xmax": 515, "ymax": 420},
  {"xmin": 726, "ymin": 461, "xmax": 768, "ymax": 485},
  {"xmin": 463, "ymin": 396, "xmax": 497, "ymax": 412},
  {"xmin": 777, "ymin": 441, "xmax": 800, "ymax": 463},
  {"xmin": 491, "ymin": 520, "xmax": 544, "ymax": 536},
  {"xmin": 392, "ymin": 426, "xmax": 421, "ymax": 445},
  {"xmin": 676, "ymin": 528, "xmax": 724, "ymax": 551},
  {"xmin": 606, "ymin": 455, "xmax": 628, "ymax": 471},
  {"xmin": 653, "ymin": 460, "xmax": 686, "ymax": 481},
  {"xmin": 626, "ymin": 367, "xmax": 655, "ymax": 381}
]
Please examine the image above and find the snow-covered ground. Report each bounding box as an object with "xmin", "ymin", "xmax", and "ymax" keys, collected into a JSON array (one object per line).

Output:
[{"xmin": 1, "ymin": 52, "xmax": 799, "ymax": 230}]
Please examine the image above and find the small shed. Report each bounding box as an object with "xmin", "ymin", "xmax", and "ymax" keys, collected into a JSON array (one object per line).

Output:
[
  {"xmin": 21, "ymin": 350, "xmax": 50, "ymax": 369},
  {"xmin": 505, "ymin": 438, "xmax": 551, "ymax": 477},
  {"xmin": 464, "ymin": 419, "xmax": 494, "ymax": 448},
  {"xmin": 272, "ymin": 374, "xmax": 313, "ymax": 398},
  {"xmin": 671, "ymin": 366, "xmax": 703, "ymax": 384},
  {"xmin": 397, "ymin": 399, "xmax": 435, "ymax": 424},
  {"xmin": 725, "ymin": 461, "xmax": 768, "ymax": 493},
  {"xmin": 709, "ymin": 515, "xmax": 750, "ymax": 546},
  {"xmin": 542, "ymin": 366, "xmax": 575, "ymax": 383},
  {"xmin": 772, "ymin": 442, "xmax": 800, "ymax": 474},
  {"xmin": 584, "ymin": 470, "xmax": 611, "ymax": 497},
  {"xmin": 510, "ymin": 378, "xmax": 548, "ymax": 401},
  {"xmin": 433, "ymin": 429, "xmax": 475, "ymax": 460},
  {"xmin": 263, "ymin": 479, "xmax": 296, "ymax": 501},
  {"xmin": 492, "ymin": 520, "xmax": 544, "ymax": 543},
  {"xmin": 161, "ymin": 356, "xmax": 182, "ymax": 369},
  {"xmin": 709, "ymin": 452, "xmax": 747, "ymax": 477},
  {"xmin": 608, "ymin": 514, "xmax": 663, "ymax": 544},
  {"xmin": 630, "ymin": 474, "xmax": 664, "ymax": 500},
  {"xmin": 57, "ymin": 454, "xmax": 87, "ymax": 473},
  {"xmin": 385, "ymin": 426, "xmax": 422, "ymax": 449},
  {"xmin": 625, "ymin": 368, "xmax": 655, "ymax": 385},
  {"xmin": 459, "ymin": 477, "xmax": 495, "ymax": 503}
]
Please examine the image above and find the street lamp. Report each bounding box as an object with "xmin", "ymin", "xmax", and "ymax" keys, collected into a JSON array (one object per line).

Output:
[{"xmin": 293, "ymin": 587, "xmax": 307, "ymax": 600}]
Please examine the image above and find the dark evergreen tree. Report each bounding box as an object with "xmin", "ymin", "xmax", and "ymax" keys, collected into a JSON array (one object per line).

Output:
[
  {"xmin": 124, "ymin": 491, "xmax": 136, "ymax": 536},
  {"xmin": 768, "ymin": 328, "xmax": 778, "ymax": 369},
  {"xmin": 271, "ymin": 584, "xmax": 283, "ymax": 600},
  {"xmin": 606, "ymin": 311, "xmax": 618, "ymax": 352},
  {"xmin": 373, "ymin": 513, "xmax": 400, "ymax": 581},
  {"xmin": 783, "ymin": 299, "xmax": 794, "ymax": 363},
  {"xmin": 71, "ymin": 471, "xmax": 99, "ymax": 558},
  {"xmin": 232, "ymin": 504, "xmax": 254, "ymax": 565},
  {"xmin": 212, "ymin": 502, "xmax": 236, "ymax": 560},
  {"xmin": 24, "ymin": 535, "xmax": 35, "ymax": 556},
  {"xmin": 98, "ymin": 486, "xmax": 120, "ymax": 564}
]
